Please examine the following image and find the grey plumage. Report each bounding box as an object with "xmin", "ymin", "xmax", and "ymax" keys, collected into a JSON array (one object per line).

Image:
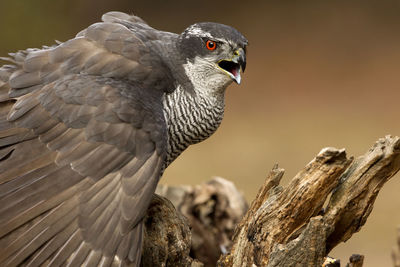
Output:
[
  {"xmin": 163, "ymin": 85, "xmax": 225, "ymax": 166},
  {"xmin": 0, "ymin": 11, "xmax": 247, "ymax": 266}
]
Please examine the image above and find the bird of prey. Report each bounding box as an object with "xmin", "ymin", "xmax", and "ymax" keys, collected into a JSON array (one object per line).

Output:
[{"xmin": 0, "ymin": 11, "xmax": 247, "ymax": 266}]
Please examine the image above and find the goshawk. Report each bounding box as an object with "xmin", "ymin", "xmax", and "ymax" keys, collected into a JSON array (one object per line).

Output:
[{"xmin": 0, "ymin": 11, "xmax": 247, "ymax": 266}]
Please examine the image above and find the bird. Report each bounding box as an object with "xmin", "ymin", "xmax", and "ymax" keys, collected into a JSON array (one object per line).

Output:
[{"xmin": 0, "ymin": 11, "xmax": 247, "ymax": 266}]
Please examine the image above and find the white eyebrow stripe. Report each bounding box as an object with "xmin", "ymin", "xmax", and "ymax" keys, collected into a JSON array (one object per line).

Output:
[
  {"xmin": 186, "ymin": 25, "xmax": 212, "ymax": 38},
  {"xmin": 185, "ymin": 25, "xmax": 226, "ymax": 42},
  {"xmin": 185, "ymin": 25, "xmax": 239, "ymax": 48}
]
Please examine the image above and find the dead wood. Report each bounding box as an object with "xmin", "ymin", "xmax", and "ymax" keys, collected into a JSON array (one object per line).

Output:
[
  {"xmin": 346, "ymin": 254, "xmax": 364, "ymax": 267},
  {"xmin": 156, "ymin": 177, "xmax": 248, "ymax": 267},
  {"xmin": 218, "ymin": 135, "xmax": 400, "ymax": 267},
  {"xmin": 143, "ymin": 136, "xmax": 400, "ymax": 267},
  {"xmin": 141, "ymin": 194, "xmax": 198, "ymax": 267},
  {"xmin": 322, "ymin": 254, "xmax": 364, "ymax": 267}
]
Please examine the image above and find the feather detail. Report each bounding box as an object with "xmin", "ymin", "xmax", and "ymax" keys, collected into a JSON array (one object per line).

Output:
[
  {"xmin": 0, "ymin": 11, "xmax": 176, "ymax": 267},
  {"xmin": 48, "ymin": 229, "xmax": 83, "ymax": 266}
]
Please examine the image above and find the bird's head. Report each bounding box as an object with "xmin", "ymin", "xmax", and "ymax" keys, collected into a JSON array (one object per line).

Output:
[{"xmin": 179, "ymin": 22, "xmax": 248, "ymax": 94}]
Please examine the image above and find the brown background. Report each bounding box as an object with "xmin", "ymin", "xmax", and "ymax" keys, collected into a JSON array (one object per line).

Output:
[{"xmin": 1, "ymin": 1, "xmax": 399, "ymax": 265}]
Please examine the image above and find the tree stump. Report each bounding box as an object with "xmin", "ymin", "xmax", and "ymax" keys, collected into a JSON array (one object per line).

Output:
[
  {"xmin": 156, "ymin": 177, "xmax": 248, "ymax": 266},
  {"xmin": 143, "ymin": 136, "xmax": 400, "ymax": 267}
]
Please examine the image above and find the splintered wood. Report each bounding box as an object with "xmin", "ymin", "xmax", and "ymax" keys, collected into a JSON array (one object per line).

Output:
[{"xmin": 218, "ymin": 136, "xmax": 400, "ymax": 267}]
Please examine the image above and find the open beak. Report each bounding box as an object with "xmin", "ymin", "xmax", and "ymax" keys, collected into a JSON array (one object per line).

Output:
[{"xmin": 218, "ymin": 48, "xmax": 246, "ymax": 84}]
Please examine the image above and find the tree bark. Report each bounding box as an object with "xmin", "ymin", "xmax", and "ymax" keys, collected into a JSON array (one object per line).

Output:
[
  {"xmin": 156, "ymin": 177, "xmax": 248, "ymax": 267},
  {"xmin": 219, "ymin": 135, "xmax": 400, "ymax": 266},
  {"xmin": 141, "ymin": 194, "xmax": 198, "ymax": 267},
  {"xmin": 143, "ymin": 136, "xmax": 400, "ymax": 267}
]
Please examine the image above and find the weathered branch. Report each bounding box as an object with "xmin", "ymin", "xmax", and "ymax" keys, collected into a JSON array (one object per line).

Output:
[
  {"xmin": 324, "ymin": 136, "xmax": 400, "ymax": 252},
  {"xmin": 218, "ymin": 135, "xmax": 400, "ymax": 266},
  {"xmin": 142, "ymin": 136, "xmax": 400, "ymax": 266},
  {"xmin": 218, "ymin": 148, "xmax": 351, "ymax": 267}
]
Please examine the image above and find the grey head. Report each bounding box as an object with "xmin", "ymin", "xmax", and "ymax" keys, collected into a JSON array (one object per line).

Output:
[{"xmin": 178, "ymin": 22, "xmax": 248, "ymax": 95}]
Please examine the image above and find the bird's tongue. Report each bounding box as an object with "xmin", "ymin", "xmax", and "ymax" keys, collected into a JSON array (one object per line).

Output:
[
  {"xmin": 231, "ymin": 68, "xmax": 238, "ymax": 77},
  {"xmin": 231, "ymin": 66, "xmax": 241, "ymax": 84}
]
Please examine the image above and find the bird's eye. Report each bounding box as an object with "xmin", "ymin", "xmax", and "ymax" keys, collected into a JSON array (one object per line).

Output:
[{"xmin": 206, "ymin": 40, "xmax": 217, "ymax": 51}]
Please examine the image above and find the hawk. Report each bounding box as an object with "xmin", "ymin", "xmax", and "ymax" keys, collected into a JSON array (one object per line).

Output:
[{"xmin": 0, "ymin": 11, "xmax": 247, "ymax": 266}]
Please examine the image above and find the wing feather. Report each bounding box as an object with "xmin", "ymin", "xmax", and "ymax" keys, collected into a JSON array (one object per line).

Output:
[
  {"xmin": 82, "ymin": 250, "xmax": 103, "ymax": 267},
  {"xmin": 68, "ymin": 241, "xmax": 92, "ymax": 266},
  {"xmin": 47, "ymin": 128, "xmax": 83, "ymax": 151},
  {"xmin": 48, "ymin": 229, "xmax": 82, "ymax": 266},
  {"xmin": 25, "ymin": 222, "xmax": 77, "ymax": 267},
  {"xmin": 55, "ymin": 141, "xmax": 99, "ymax": 166},
  {"xmin": 0, "ymin": 11, "xmax": 173, "ymax": 266},
  {"xmin": 0, "ymin": 198, "xmax": 79, "ymax": 265}
]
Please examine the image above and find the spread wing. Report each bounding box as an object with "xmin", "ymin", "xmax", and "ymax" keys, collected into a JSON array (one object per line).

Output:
[{"xmin": 0, "ymin": 12, "xmax": 174, "ymax": 266}]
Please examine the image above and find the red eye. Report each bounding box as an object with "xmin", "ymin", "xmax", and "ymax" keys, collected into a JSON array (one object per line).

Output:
[{"xmin": 206, "ymin": 40, "xmax": 217, "ymax": 50}]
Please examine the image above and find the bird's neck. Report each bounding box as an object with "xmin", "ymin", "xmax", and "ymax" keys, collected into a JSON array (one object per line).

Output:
[
  {"xmin": 152, "ymin": 35, "xmax": 229, "ymax": 168},
  {"xmin": 162, "ymin": 85, "xmax": 225, "ymax": 168}
]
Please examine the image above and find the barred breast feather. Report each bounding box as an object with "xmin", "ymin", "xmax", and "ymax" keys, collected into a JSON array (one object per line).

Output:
[{"xmin": 163, "ymin": 85, "xmax": 225, "ymax": 167}]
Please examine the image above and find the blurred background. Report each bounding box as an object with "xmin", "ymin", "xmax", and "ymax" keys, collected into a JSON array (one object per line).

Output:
[{"xmin": 1, "ymin": 0, "xmax": 399, "ymax": 265}]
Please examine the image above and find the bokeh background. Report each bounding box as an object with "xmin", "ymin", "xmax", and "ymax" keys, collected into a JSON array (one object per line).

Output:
[{"xmin": 1, "ymin": 0, "xmax": 399, "ymax": 265}]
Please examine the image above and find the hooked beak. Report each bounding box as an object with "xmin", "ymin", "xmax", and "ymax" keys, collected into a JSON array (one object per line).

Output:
[{"xmin": 218, "ymin": 48, "xmax": 246, "ymax": 84}]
